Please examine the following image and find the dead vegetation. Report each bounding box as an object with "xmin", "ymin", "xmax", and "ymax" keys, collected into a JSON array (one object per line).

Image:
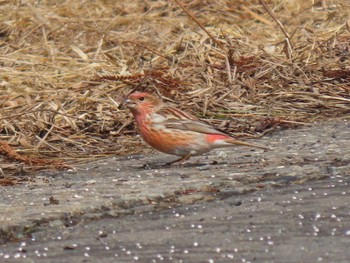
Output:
[{"xmin": 0, "ymin": 0, "xmax": 349, "ymax": 176}]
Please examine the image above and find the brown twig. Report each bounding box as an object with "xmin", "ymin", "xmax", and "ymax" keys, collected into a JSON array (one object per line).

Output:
[
  {"xmin": 173, "ymin": 0, "xmax": 226, "ymax": 52},
  {"xmin": 0, "ymin": 141, "xmax": 71, "ymax": 170},
  {"xmin": 259, "ymin": 0, "xmax": 291, "ymax": 41},
  {"xmin": 258, "ymin": 0, "xmax": 293, "ymax": 58},
  {"xmin": 125, "ymin": 41, "xmax": 176, "ymax": 63}
]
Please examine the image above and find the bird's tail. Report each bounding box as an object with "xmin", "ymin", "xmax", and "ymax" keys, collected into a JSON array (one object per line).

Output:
[{"xmin": 224, "ymin": 138, "xmax": 270, "ymax": 150}]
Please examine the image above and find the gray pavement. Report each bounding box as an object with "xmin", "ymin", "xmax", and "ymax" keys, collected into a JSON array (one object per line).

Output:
[
  {"xmin": 3, "ymin": 175, "xmax": 350, "ymax": 263},
  {"xmin": 0, "ymin": 119, "xmax": 349, "ymax": 262}
]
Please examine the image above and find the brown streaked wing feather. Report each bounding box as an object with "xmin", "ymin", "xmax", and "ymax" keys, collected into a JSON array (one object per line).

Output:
[
  {"xmin": 157, "ymin": 106, "xmax": 199, "ymax": 121},
  {"xmin": 156, "ymin": 105, "xmax": 232, "ymax": 136},
  {"xmin": 165, "ymin": 119, "xmax": 229, "ymax": 136}
]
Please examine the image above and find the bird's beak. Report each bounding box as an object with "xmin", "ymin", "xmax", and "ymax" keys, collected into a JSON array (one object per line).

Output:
[{"xmin": 123, "ymin": 99, "xmax": 136, "ymax": 109}]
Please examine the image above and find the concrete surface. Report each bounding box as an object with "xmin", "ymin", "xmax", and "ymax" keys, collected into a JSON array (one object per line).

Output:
[{"xmin": 0, "ymin": 119, "xmax": 349, "ymax": 262}]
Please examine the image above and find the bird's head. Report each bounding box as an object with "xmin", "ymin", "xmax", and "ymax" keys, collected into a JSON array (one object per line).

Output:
[{"xmin": 124, "ymin": 92, "xmax": 162, "ymax": 115}]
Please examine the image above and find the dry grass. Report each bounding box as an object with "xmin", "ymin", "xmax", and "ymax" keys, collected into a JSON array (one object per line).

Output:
[{"xmin": 0, "ymin": 0, "xmax": 349, "ymax": 176}]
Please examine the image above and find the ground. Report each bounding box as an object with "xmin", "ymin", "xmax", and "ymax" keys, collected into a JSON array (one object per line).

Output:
[
  {"xmin": 0, "ymin": 1, "xmax": 349, "ymax": 261},
  {"xmin": 0, "ymin": 119, "xmax": 349, "ymax": 262}
]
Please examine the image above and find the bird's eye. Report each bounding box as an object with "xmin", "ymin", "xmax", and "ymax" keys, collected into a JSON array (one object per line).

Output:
[{"xmin": 139, "ymin": 97, "xmax": 145, "ymax": 101}]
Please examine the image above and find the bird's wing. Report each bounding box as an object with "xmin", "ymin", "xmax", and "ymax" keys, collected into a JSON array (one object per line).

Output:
[
  {"xmin": 157, "ymin": 106, "xmax": 199, "ymax": 121},
  {"xmin": 155, "ymin": 105, "xmax": 230, "ymax": 136},
  {"xmin": 164, "ymin": 119, "xmax": 228, "ymax": 135}
]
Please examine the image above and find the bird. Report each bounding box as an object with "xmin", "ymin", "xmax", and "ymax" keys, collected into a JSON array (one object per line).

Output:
[{"xmin": 124, "ymin": 92, "xmax": 269, "ymax": 165}]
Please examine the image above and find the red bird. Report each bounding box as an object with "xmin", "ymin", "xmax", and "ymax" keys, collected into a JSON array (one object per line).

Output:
[{"xmin": 125, "ymin": 92, "xmax": 268, "ymax": 164}]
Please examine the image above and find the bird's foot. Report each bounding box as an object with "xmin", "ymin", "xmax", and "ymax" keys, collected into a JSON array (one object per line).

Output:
[{"xmin": 164, "ymin": 153, "xmax": 192, "ymax": 166}]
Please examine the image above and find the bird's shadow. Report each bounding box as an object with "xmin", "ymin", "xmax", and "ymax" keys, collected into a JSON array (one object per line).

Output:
[{"xmin": 132, "ymin": 160, "xmax": 227, "ymax": 170}]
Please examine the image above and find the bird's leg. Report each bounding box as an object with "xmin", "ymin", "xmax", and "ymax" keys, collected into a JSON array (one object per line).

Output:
[{"xmin": 164, "ymin": 153, "xmax": 192, "ymax": 166}]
